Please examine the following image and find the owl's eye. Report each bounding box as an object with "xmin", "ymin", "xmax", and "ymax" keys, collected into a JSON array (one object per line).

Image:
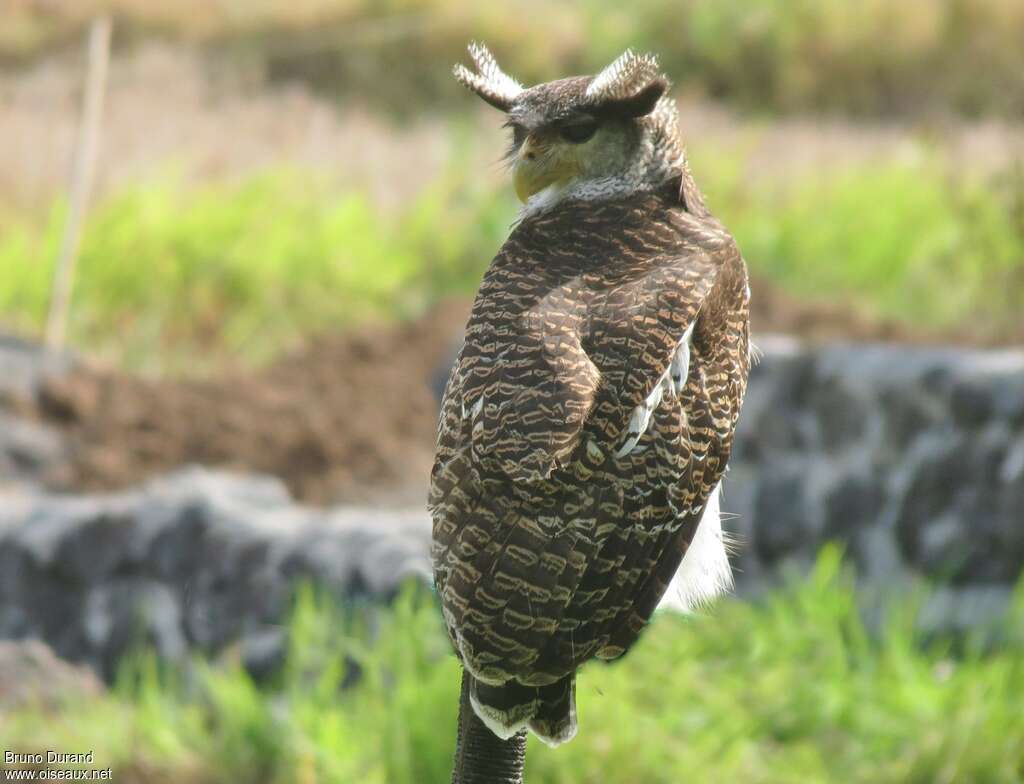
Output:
[
  {"xmin": 559, "ymin": 120, "xmax": 598, "ymax": 144},
  {"xmin": 509, "ymin": 123, "xmax": 527, "ymax": 148}
]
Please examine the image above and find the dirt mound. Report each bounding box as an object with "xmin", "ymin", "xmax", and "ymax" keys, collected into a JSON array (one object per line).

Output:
[
  {"xmin": 749, "ymin": 279, "xmax": 923, "ymax": 344},
  {"xmin": 34, "ymin": 301, "xmax": 470, "ymax": 506}
]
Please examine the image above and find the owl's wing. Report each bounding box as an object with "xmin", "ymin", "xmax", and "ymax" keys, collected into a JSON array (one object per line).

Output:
[
  {"xmin": 436, "ymin": 203, "xmax": 732, "ymax": 485},
  {"xmin": 583, "ymin": 221, "xmax": 732, "ymax": 452},
  {"xmin": 451, "ymin": 270, "xmax": 601, "ymax": 483}
]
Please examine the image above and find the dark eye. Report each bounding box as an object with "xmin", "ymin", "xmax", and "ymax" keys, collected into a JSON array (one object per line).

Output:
[
  {"xmin": 559, "ymin": 120, "xmax": 598, "ymax": 144},
  {"xmin": 509, "ymin": 123, "xmax": 527, "ymax": 147}
]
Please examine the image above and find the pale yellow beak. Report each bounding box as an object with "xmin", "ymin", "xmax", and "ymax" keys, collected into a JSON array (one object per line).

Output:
[
  {"xmin": 513, "ymin": 137, "xmax": 545, "ymax": 202},
  {"xmin": 514, "ymin": 165, "xmax": 542, "ymax": 203},
  {"xmin": 512, "ymin": 135, "xmax": 580, "ymax": 203}
]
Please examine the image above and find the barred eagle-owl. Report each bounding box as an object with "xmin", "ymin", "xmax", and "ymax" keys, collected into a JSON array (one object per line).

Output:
[{"xmin": 429, "ymin": 44, "xmax": 751, "ymax": 747}]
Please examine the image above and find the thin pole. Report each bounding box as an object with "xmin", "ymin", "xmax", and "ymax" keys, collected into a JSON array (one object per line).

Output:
[
  {"xmin": 451, "ymin": 668, "xmax": 527, "ymax": 784},
  {"xmin": 45, "ymin": 15, "xmax": 112, "ymax": 351}
]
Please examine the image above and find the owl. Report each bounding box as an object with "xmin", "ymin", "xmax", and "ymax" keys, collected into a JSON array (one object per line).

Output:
[{"xmin": 430, "ymin": 43, "xmax": 751, "ymax": 747}]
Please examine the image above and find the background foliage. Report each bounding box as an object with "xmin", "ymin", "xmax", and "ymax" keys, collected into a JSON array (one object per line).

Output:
[
  {"xmin": 3, "ymin": 153, "xmax": 1022, "ymax": 369},
  {"xmin": 4, "ymin": 0, "xmax": 1024, "ymax": 116},
  {"xmin": 2, "ymin": 0, "xmax": 1022, "ymax": 370}
]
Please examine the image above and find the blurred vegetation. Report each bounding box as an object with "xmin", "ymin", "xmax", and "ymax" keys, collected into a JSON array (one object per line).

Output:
[
  {"xmin": 2, "ymin": 148, "xmax": 1022, "ymax": 371},
  {"xmin": 4, "ymin": 2, "xmax": 1023, "ymax": 369},
  {"xmin": 707, "ymin": 154, "xmax": 1024, "ymax": 337},
  {"xmin": 3, "ymin": 549, "xmax": 1024, "ymax": 783},
  {"xmin": 0, "ymin": 166, "xmax": 515, "ymax": 370},
  {"xmin": 3, "ymin": 0, "xmax": 1024, "ymax": 117}
]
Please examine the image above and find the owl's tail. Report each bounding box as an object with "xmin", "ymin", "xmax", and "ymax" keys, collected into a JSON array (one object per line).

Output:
[{"xmin": 468, "ymin": 673, "xmax": 577, "ymax": 747}]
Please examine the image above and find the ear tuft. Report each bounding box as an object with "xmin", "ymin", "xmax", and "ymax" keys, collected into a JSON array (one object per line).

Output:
[
  {"xmin": 586, "ymin": 50, "xmax": 668, "ymax": 117},
  {"xmin": 603, "ymin": 77, "xmax": 668, "ymax": 118},
  {"xmin": 453, "ymin": 42, "xmax": 523, "ymax": 112}
]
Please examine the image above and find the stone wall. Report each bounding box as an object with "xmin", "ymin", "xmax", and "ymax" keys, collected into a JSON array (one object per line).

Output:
[
  {"xmin": 0, "ymin": 469, "xmax": 430, "ymax": 679},
  {"xmin": 723, "ymin": 336, "xmax": 1024, "ymax": 585},
  {"xmin": 720, "ymin": 336, "xmax": 1023, "ymax": 631},
  {"xmin": 0, "ymin": 334, "xmax": 70, "ymax": 491}
]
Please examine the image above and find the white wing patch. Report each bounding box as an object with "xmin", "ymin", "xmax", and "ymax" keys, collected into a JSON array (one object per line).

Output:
[
  {"xmin": 657, "ymin": 481, "xmax": 733, "ymax": 613},
  {"xmin": 615, "ymin": 322, "xmax": 694, "ymax": 458}
]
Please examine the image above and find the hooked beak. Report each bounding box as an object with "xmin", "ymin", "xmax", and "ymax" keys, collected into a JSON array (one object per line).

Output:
[
  {"xmin": 513, "ymin": 136, "xmax": 544, "ymax": 202},
  {"xmin": 512, "ymin": 134, "xmax": 579, "ymax": 203}
]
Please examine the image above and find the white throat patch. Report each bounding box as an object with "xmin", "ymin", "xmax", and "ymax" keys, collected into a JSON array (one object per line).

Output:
[{"xmin": 519, "ymin": 176, "xmax": 653, "ymax": 218}]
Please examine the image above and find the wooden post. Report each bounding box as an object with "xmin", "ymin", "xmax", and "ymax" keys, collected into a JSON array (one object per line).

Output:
[{"xmin": 45, "ymin": 16, "xmax": 112, "ymax": 351}]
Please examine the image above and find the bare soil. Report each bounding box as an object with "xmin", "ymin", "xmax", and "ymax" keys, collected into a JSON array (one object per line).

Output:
[{"xmin": 32, "ymin": 300, "xmax": 470, "ymax": 506}]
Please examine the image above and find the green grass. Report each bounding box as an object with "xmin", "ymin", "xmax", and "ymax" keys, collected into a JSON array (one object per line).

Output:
[
  {"xmin": 0, "ymin": 167, "xmax": 515, "ymax": 371},
  {"xmin": 3, "ymin": 549, "xmax": 1024, "ymax": 783},
  {"xmin": 698, "ymin": 152, "xmax": 1024, "ymax": 337},
  {"xmin": 2, "ymin": 148, "xmax": 1021, "ymax": 370}
]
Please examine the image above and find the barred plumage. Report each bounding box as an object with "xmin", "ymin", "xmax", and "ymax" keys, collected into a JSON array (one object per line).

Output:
[
  {"xmin": 585, "ymin": 49, "xmax": 661, "ymax": 102},
  {"xmin": 452, "ymin": 41, "xmax": 524, "ymax": 111},
  {"xmin": 432, "ymin": 44, "xmax": 751, "ymax": 750}
]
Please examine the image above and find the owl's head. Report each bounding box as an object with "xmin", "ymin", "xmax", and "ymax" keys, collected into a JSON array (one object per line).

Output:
[{"xmin": 454, "ymin": 43, "xmax": 684, "ymax": 207}]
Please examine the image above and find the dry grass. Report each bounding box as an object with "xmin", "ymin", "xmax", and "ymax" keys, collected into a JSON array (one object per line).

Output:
[
  {"xmin": 1, "ymin": 40, "xmax": 1021, "ymax": 220},
  {"xmin": 0, "ymin": 43, "xmax": 485, "ymax": 217}
]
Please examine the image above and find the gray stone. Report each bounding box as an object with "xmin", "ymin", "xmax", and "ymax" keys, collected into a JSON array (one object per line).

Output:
[
  {"xmin": 0, "ymin": 332, "xmax": 73, "ymax": 401},
  {"xmin": 854, "ymin": 527, "xmax": 905, "ymax": 581},
  {"xmin": 15, "ymin": 497, "xmax": 115, "ymax": 569},
  {"xmin": 808, "ymin": 374, "xmax": 867, "ymax": 451},
  {"xmin": 730, "ymin": 342, "xmax": 815, "ymax": 462},
  {"xmin": 950, "ymin": 378, "xmax": 995, "ymax": 429},
  {"xmin": 822, "ymin": 471, "xmax": 886, "ymax": 541},
  {"xmin": 752, "ymin": 461, "xmax": 814, "ymax": 563},
  {"xmin": 0, "ymin": 413, "xmax": 66, "ymax": 490},
  {"xmin": 889, "ymin": 424, "xmax": 1024, "ymax": 583},
  {"xmin": 432, "ymin": 338, "xmax": 462, "ymax": 401},
  {"xmin": 726, "ymin": 340, "xmax": 1023, "ymax": 591},
  {"xmin": 880, "ymin": 385, "xmax": 944, "ymax": 449},
  {"xmin": 916, "ymin": 585, "xmax": 1015, "ymax": 638},
  {"xmin": 360, "ymin": 534, "xmax": 433, "ymax": 597},
  {"xmin": 893, "ymin": 431, "xmax": 965, "ymax": 565},
  {"xmin": 144, "ymin": 466, "xmax": 293, "ymax": 510},
  {"xmin": 54, "ymin": 508, "xmax": 137, "ymax": 583},
  {"xmin": 281, "ymin": 526, "xmax": 375, "ymax": 594},
  {"xmin": 719, "ymin": 467, "xmax": 762, "ymax": 579},
  {"xmin": 950, "ymin": 350, "xmax": 1024, "ymax": 427},
  {"xmin": 0, "ymin": 467, "xmax": 432, "ymax": 681},
  {"xmin": 83, "ymin": 578, "xmax": 186, "ymax": 677},
  {"xmin": 1001, "ymin": 439, "xmax": 1024, "ymax": 485},
  {"xmin": 146, "ymin": 501, "xmax": 213, "ymax": 581},
  {"xmin": 992, "ymin": 377, "xmax": 1024, "ymax": 424},
  {"xmin": 240, "ymin": 626, "xmax": 287, "ymax": 681}
]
